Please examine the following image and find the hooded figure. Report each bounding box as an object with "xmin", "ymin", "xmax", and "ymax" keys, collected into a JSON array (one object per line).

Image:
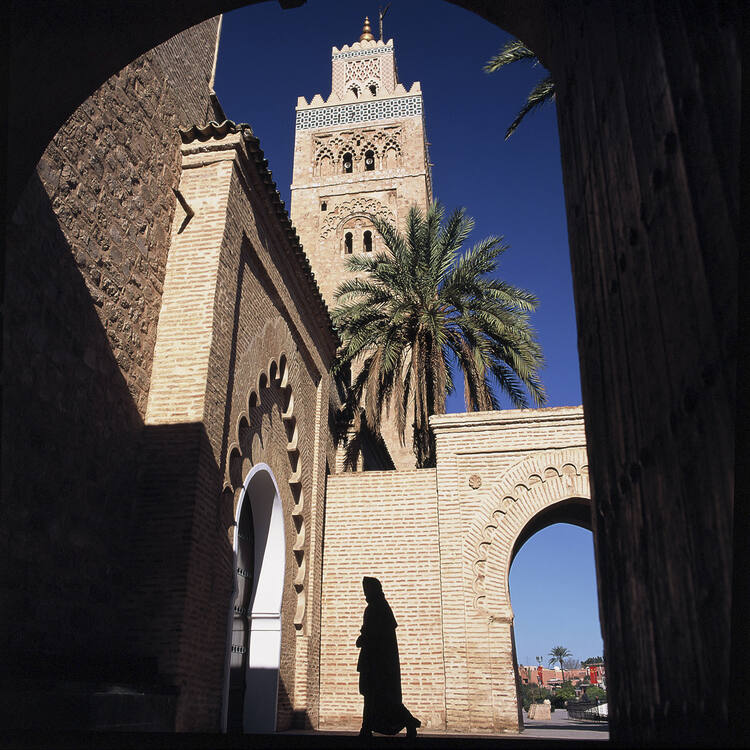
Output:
[{"xmin": 356, "ymin": 577, "xmax": 421, "ymax": 737}]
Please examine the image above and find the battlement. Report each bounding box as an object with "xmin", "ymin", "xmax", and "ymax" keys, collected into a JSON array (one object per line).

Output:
[
  {"xmin": 331, "ymin": 38, "xmax": 394, "ymax": 55},
  {"xmin": 296, "ymin": 81, "xmax": 421, "ymax": 110},
  {"xmin": 295, "ymin": 28, "xmax": 411, "ymax": 110}
]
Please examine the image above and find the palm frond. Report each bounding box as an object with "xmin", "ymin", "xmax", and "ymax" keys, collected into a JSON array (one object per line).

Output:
[
  {"xmin": 332, "ymin": 201, "xmax": 546, "ymax": 467},
  {"xmin": 484, "ymin": 39, "xmax": 537, "ymax": 73},
  {"xmin": 505, "ymin": 75, "xmax": 555, "ymax": 140}
]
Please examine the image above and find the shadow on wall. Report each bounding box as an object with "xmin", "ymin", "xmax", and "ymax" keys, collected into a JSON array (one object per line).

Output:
[
  {"xmin": 3, "ymin": 173, "xmax": 145, "ymax": 679},
  {"xmin": 129, "ymin": 423, "xmax": 232, "ymax": 703},
  {"xmin": 3, "ymin": 174, "xmax": 234, "ymax": 731}
]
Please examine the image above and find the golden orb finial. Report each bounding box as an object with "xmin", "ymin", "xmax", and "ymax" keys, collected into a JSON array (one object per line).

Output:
[{"xmin": 359, "ymin": 16, "xmax": 375, "ymax": 42}]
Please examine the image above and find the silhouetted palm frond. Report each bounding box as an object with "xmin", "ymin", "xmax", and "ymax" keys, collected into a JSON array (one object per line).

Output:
[{"xmin": 485, "ymin": 38, "xmax": 556, "ymax": 139}]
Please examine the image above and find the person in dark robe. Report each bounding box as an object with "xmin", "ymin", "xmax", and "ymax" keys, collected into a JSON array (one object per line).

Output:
[{"xmin": 356, "ymin": 576, "xmax": 421, "ymax": 738}]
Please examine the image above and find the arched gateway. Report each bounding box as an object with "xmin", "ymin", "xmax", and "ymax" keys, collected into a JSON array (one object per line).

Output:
[
  {"xmin": 320, "ymin": 406, "xmax": 592, "ymax": 734},
  {"xmin": 462, "ymin": 447, "xmax": 591, "ymax": 731},
  {"xmin": 224, "ymin": 464, "xmax": 286, "ymax": 733}
]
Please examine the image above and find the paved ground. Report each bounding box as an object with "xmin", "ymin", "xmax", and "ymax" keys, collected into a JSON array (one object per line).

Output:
[
  {"xmin": 303, "ymin": 709, "xmax": 609, "ymax": 744},
  {"xmin": 518, "ymin": 708, "xmax": 609, "ymax": 741},
  {"xmin": 2, "ymin": 712, "xmax": 609, "ymax": 749}
]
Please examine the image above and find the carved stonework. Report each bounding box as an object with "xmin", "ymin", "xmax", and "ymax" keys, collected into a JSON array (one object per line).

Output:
[
  {"xmin": 468, "ymin": 448, "xmax": 590, "ymax": 612},
  {"xmin": 313, "ymin": 126, "xmax": 402, "ymax": 175},
  {"xmin": 225, "ymin": 349, "xmax": 308, "ymax": 631},
  {"xmin": 469, "ymin": 474, "xmax": 482, "ymax": 489},
  {"xmin": 345, "ymin": 58, "xmax": 381, "ymax": 89},
  {"xmin": 320, "ymin": 196, "xmax": 395, "ymax": 240}
]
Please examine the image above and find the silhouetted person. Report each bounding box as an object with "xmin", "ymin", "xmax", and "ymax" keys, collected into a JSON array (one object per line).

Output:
[{"xmin": 356, "ymin": 577, "xmax": 421, "ymax": 738}]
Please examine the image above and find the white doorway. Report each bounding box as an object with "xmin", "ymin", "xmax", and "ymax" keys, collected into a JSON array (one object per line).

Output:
[{"xmin": 224, "ymin": 463, "xmax": 286, "ymax": 733}]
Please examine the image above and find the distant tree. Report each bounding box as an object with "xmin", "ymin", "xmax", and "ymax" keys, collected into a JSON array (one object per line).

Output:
[
  {"xmin": 519, "ymin": 683, "xmax": 554, "ymax": 712},
  {"xmin": 548, "ymin": 645, "xmax": 572, "ymax": 682},
  {"xmin": 551, "ymin": 681, "xmax": 576, "ymax": 708},
  {"xmin": 584, "ymin": 685, "xmax": 607, "ymax": 702},
  {"xmin": 484, "ymin": 38, "xmax": 555, "ymax": 140},
  {"xmin": 582, "ymin": 656, "xmax": 604, "ymax": 665},
  {"xmin": 562, "ymin": 657, "xmax": 581, "ymax": 670}
]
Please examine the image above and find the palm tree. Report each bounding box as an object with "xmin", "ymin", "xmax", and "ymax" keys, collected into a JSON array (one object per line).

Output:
[
  {"xmin": 331, "ymin": 203, "xmax": 546, "ymax": 469},
  {"xmin": 484, "ymin": 39, "xmax": 555, "ymax": 140},
  {"xmin": 548, "ymin": 645, "xmax": 572, "ymax": 684}
]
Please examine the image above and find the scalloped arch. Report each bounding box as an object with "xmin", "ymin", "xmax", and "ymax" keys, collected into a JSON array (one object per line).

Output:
[
  {"xmin": 465, "ymin": 447, "xmax": 590, "ymax": 617},
  {"xmin": 226, "ymin": 350, "xmax": 308, "ymax": 632}
]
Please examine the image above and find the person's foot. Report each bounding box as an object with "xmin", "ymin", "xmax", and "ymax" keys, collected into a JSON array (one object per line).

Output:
[
  {"xmin": 358, "ymin": 727, "xmax": 373, "ymax": 739},
  {"xmin": 406, "ymin": 720, "xmax": 420, "ymax": 739}
]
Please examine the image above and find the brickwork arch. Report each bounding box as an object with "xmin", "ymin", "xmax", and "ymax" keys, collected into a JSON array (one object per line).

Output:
[
  {"xmin": 222, "ymin": 318, "xmax": 309, "ymax": 632},
  {"xmin": 466, "ymin": 448, "xmax": 590, "ymax": 618}
]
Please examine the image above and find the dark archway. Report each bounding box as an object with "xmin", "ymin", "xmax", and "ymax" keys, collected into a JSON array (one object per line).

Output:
[
  {"xmin": 5, "ymin": 1, "xmax": 739, "ymax": 745},
  {"xmin": 227, "ymin": 480, "xmax": 255, "ymax": 732}
]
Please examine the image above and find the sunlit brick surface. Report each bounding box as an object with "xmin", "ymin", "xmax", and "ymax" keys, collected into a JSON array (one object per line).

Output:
[{"xmin": 319, "ymin": 406, "xmax": 589, "ymax": 734}]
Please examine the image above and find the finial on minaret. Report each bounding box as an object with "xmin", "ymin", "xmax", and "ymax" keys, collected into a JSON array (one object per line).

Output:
[{"xmin": 359, "ymin": 17, "xmax": 375, "ymax": 42}]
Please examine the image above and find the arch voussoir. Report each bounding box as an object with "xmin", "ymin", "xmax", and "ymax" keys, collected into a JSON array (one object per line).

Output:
[{"xmin": 465, "ymin": 447, "xmax": 590, "ymax": 617}]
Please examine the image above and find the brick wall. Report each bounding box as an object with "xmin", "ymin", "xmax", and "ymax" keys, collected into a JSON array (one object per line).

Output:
[
  {"xmin": 430, "ymin": 407, "xmax": 589, "ymax": 733},
  {"xmin": 135, "ymin": 129, "xmax": 336, "ymax": 730},
  {"xmin": 318, "ymin": 406, "xmax": 590, "ymax": 735},
  {"xmin": 3, "ymin": 17, "xmax": 338, "ymax": 734},
  {"xmin": 320, "ymin": 469, "xmax": 446, "ymax": 730},
  {"xmin": 2, "ymin": 17, "xmax": 222, "ymax": 682}
]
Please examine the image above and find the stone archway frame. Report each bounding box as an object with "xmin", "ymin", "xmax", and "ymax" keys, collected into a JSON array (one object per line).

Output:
[
  {"xmin": 222, "ymin": 350, "xmax": 308, "ymax": 631},
  {"xmin": 466, "ymin": 447, "xmax": 590, "ymax": 619}
]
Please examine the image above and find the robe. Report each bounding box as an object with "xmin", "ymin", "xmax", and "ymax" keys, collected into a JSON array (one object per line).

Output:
[{"xmin": 356, "ymin": 583, "xmax": 419, "ymax": 735}]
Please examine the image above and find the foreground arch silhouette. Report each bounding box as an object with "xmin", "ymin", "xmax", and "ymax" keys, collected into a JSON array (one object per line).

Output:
[{"xmin": 5, "ymin": 1, "xmax": 739, "ymax": 745}]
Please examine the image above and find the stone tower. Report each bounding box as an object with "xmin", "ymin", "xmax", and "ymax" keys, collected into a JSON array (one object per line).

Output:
[{"xmin": 290, "ymin": 18, "xmax": 433, "ymax": 470}]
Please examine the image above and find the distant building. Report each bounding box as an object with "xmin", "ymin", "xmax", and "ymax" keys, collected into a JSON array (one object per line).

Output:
[{"xmin": 519, "ymin": 663, "xmax": 606, "ymax": 690}]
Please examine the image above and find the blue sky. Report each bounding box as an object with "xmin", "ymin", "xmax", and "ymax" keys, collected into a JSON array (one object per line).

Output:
[{"xmin": 215, "ymin": 0, "xmax": 603, "ymax": 668}]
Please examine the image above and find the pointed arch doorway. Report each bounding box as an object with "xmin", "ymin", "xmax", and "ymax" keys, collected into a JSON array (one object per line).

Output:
[{"xmin": 224, "ymin": 463, "xmax": 286, "ymax": 733}]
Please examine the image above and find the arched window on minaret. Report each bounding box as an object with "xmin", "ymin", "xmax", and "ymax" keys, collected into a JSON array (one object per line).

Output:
[
  {"xmin": 318, "ymin": 154, "xmax": 332, "ymax": 177},
  {"xmin": 363, "ymin": 230, "xmax": 373, "ymax": 252},
  {"xmin": 364, "ymin": 150, "xmax": 375, "ymax": 171},
  {"xmin": 369, "ymin": 84, "xmax": 377, "ymax": 96},
  {"xmin": 342, "ymin": 152, "xmax": 353, "ymax": 174},
  {"xmin": 344, "ymin": 232, "xmax": 353, "ymax": 254}
]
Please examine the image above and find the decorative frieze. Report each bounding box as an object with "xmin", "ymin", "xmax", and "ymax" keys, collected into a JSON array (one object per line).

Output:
[
  {"xmin": 332, "ymin": 46, "xmax": 393, "ymax": 61},
  {"xmin": 295, "ymin": 96, "xmax": 422, "ymax": 130}
]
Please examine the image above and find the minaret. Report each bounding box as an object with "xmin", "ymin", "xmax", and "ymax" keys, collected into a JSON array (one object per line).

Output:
[{"xmin": 290, "ymin": 18, "xmax": 433, "ymax": 470}]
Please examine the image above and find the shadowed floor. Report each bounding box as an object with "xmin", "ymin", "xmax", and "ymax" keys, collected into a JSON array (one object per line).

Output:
[{"xmin": 2, "ymin": 726, "xmax": 609, "ymax": 750}]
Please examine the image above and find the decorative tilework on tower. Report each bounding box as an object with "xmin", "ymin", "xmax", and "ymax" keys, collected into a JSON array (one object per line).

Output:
[{"xmin": 290, "ymin": 21, "xmax": 433, "ymax": 471}]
